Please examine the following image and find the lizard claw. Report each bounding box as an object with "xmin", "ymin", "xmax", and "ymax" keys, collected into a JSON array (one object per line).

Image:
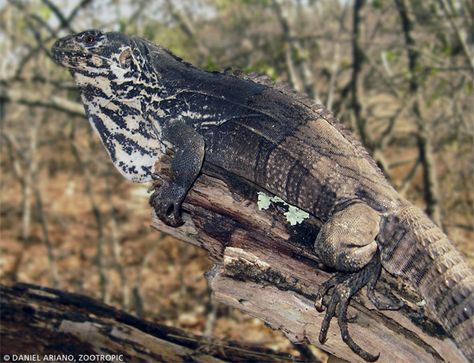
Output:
[
  {"xmin": 367, "ymin": 289, "xmax": 402, "ymax": 310},
  {"xmin": 148, "ymin": 174, "xmax": 163, "ymax": 192},
  {"xmin": 315, "ymin": 254, "xmax": 384, "ymax": 362},
  {"xmin": 366, "ymin": 259, "xmax": 403, "ymax": 310}
]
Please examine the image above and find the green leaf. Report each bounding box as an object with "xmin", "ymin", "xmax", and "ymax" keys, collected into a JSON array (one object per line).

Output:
[
  {"xmin": 38, "ymin": 4, "xmax": 52, "ymax": 21},
  {"xmin": 204, "ymin": 58, "xmax": 220, "ymax": 72},
  {"xmin": 372, "ymin": 0, "xmax": 384, "ymax": 9},
  {"xmin": 119, "ymin": 19, "xmax": 127, "ymax": 33},
  {"xmin": 384, "ymin": 50, "xmax": 397, "ymax": 62}
]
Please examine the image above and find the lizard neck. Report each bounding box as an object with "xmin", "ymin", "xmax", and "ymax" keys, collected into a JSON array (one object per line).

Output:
[
  {"xmin": 377, "ymin": 203, "xmax": 473, "ymax": 360},
  {"xmin": 80, "ymin": 91, "xmax": 163, "ymax": 182}
]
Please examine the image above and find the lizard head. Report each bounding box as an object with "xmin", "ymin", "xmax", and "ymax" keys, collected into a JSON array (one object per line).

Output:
[
  {"xmin": 52, "ymin": 30, "xmax": 164, "ymax": 183},
  {"xmin": 52, "ymin": 30, "xmax": 149, "ymax": 93}
]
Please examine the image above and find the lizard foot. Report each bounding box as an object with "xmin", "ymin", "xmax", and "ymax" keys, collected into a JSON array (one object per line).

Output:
[
  {"xmin": 315, "ymin": 253, "xmax": 382, "ymax": 362},
  {"xmin": 149, "ymin": 185, "xmax": 184, "ymax": 227}
]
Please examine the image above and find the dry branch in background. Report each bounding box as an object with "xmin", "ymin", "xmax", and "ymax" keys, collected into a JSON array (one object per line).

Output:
[
  {"xmin": 0, "ymin": 88, "xmax": 85, "ymax": 118},
  {"xmin": 0, "ymin": 283, "xmax": 300, "ymax": 363},
  {"xmin": 394, "ymin": 0, "xmax": 443, "ymax": 227},
  {"xmin": 151, "ymin": 170, "xmax": 467, "ymax": 363}
]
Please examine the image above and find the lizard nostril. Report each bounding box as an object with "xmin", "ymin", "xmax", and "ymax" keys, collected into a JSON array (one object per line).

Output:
[{"xmin": 53, "ymin": 39, "xmax": 64, "ymax": 50}]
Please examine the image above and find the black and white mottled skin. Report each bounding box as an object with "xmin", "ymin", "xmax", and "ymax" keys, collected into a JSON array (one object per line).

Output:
[{"xmin": 52, "ymin": 30, "xmax": 473, "ymax": 362}]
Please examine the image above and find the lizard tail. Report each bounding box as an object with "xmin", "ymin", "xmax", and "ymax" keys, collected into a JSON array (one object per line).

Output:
[{"xmin": 377, "ymin": 204, "xmax": 474, "ymax": 361}]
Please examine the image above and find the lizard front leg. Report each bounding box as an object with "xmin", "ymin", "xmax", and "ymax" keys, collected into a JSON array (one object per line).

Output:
[
  {"xmin": 314, "ymin": 203, "xmax": 400, "ymax": 362},
  {"xmin": 149, "ymin": 120, "xmax": 205, "ymax": 227}
]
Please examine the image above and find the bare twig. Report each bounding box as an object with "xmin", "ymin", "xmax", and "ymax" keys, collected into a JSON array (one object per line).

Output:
[
  {"xmin": 272, "ymin": 0, "xmax": 317, "ymax": 100},
  {"xmin": 437, "ymin": 0, "xmax": 474, "ymax": 71},
  {"xmin": 395, "ymin": 0, "xmax": 443, "ymax": 226},
  {"xmin": 69, "ymin": 128, "xmax": 109, "ymax": 302},
  {"xmin": 1, "ymin": 88, "xmax": 85, "ymax": 118},
  {"xmin": 350, "ymin": 0, "xmax": 370, "ymax": 150}
]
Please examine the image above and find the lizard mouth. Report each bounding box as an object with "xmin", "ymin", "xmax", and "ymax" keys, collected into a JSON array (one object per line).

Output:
[{"xmin": 51, "ymin": 38, "xmax": 88, "ymax": 69}]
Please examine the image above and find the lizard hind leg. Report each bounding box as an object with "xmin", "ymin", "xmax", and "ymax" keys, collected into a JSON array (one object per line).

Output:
[
  {"xmin": 314, "ymin": 202, "xmax": 380, "ymax": 273},
  {"xmin": 313, "ymin": 203, "xmax": 383, "ymax": 361}
]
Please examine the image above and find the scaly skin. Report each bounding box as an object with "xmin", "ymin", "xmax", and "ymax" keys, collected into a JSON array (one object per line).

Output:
[
  {"xmin": 52, "ymin": 30, "xmax": 473, "ymax": 361},
  {"xmin": 379, "ymin": 205, "xmax": 474, "ymax": 360}
]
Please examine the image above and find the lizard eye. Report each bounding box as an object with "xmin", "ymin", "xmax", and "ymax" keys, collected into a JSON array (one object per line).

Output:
[{"xmin": 83, "ymin": 34, "xmax": 96, "ymax": 45}]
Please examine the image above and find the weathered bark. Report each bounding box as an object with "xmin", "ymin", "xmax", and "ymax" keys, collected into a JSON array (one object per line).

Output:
[
  {"xmin": 0, "ymin": 283, "xmax": 298, "ymax": 363},
  {"xmin": 150, "ymin": 169, "xmax": 468, "ymax": 363}
]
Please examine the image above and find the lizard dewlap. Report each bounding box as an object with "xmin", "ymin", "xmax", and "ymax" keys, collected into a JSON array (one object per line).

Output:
[{"xmin": 52, "ymin": 30, "xmax": 474, "ymax": 362}]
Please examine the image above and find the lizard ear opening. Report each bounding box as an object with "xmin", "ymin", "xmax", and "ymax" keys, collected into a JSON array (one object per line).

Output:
[{"xmin": 119, "ymin": 47, "xmax": 133, "ymax": 68}]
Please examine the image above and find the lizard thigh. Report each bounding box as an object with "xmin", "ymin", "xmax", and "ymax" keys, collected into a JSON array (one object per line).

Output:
[{"xmin": 314, "ymin": 202, "xmax": 379, "ymax": 272}]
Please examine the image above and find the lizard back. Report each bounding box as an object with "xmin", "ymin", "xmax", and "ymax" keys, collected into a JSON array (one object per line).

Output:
[{"xmin": 184, "ymin": 71, "xmax": 403, "ymax": 220}]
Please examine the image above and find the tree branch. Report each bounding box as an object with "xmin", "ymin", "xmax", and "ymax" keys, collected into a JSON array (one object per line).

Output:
[
  {"xmin": 0, "ymin": 283, "xmax": 298, "ymax": 363},
  {"xmin": 272, "ymin": 0, "xmax": 317, "ymax": 100},
  {"xmin": 395, "ymin": 0, "xmax": 443, "ymax": 226},
  {"xmin": 0, "ymin": 88, "xmax": 85, "ymax": 118},
  {"xmin": 150, "ymin": 169, "xmax": 467, "ymax": 362}
]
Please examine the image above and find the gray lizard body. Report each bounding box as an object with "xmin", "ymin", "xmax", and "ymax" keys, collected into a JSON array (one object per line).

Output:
[{"xmin": 52, "ymin": 30, "xmax": 474, "ymax": 361}]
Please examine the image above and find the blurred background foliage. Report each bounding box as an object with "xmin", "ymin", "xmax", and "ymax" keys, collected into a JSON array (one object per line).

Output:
[{"xmin": 0, "ymin": 0, "xmax": 472, "ymax": 360}]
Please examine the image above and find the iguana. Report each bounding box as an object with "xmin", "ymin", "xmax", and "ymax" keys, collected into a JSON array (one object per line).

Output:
[{"xmin": 52, "ymin": 30, "xmax": 473, "ymax": 361}]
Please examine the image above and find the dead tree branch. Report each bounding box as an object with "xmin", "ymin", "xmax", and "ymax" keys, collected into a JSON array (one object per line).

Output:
[
  {"xmin": 150, "ymin": 169, "xmax": 467, "ymax": 363},
  {"xmin": 0, "ymin": 283, "xmax": 298, "ymax": 363}
]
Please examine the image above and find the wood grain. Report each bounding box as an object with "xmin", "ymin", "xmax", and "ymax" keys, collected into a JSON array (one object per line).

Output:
[{"xmin": 151, "ymin": 171, "xmax": 467, "ymax": 363}]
